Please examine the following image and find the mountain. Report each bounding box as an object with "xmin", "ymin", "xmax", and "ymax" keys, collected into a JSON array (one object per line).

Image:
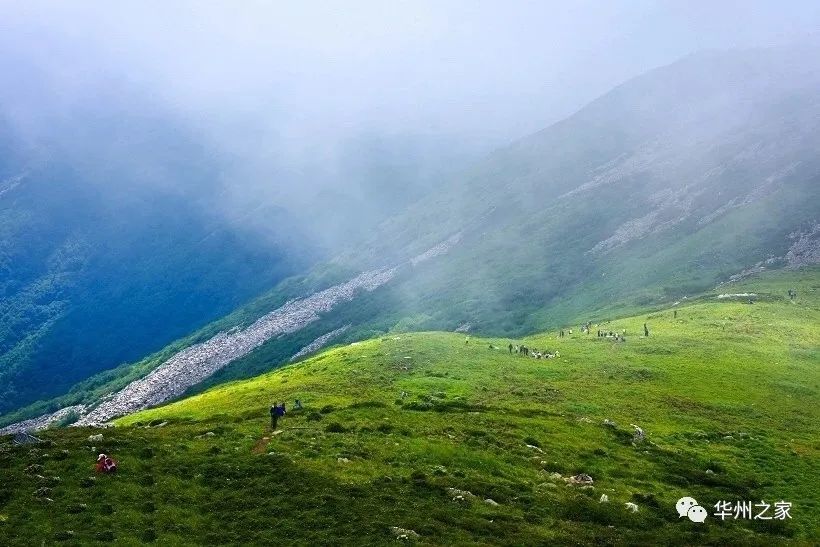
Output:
[
  {"xmin": 2, "ymin": 46, "xmax": 819, "ymax": 426},
  {"xmin": 1, "ymin": 269, "xmax": 817, "ymax": 544},
  {"xmin": 344, "ymin": 47, "xmax": 820, "ymax": 320},
  {"xmin": 0, "ymin": 82, "xmax": 319, "ymax": 413}
]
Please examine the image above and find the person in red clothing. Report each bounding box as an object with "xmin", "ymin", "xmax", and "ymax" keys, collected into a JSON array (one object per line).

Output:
[{"xmin": 95, "ymin": 453, "xmax": 117, "ymax": 473}]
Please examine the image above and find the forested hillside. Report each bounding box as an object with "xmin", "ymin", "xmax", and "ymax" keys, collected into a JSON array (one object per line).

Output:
[{"xmin": 0, "ymin": 91, "xmax": 315, "ymax": 413}]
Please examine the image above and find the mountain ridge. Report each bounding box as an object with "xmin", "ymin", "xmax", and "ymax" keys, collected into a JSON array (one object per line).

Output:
[{"xmin": 2, "ymin": 46, "xmax": 818, "ymax": 426}]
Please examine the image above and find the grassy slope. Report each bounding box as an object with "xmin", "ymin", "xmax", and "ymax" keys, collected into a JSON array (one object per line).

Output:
[{"xmin": 1, "ymin": 268, "xmax": 817, "ymax": 545}]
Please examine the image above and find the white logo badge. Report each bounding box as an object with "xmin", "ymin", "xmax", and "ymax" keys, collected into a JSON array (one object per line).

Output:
[{"xmin": 676, "ymin": 497, "xmax": 707, "ymax": 523}]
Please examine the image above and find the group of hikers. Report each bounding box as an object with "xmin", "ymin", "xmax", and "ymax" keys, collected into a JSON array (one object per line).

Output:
[
  {"xmin": 506, "ymin": 343, "xmax": 559, "ymax": 359},
  {"xmin": 498, "ymin": 318, "xmax": 656, "ymax": 359},
  {"xmin": 597, "ymin": 329, "xmax": 627, "ymax": 342}
]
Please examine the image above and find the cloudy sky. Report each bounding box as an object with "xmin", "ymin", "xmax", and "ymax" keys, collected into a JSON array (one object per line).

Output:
[
  {"xmin": 1, "ymin": 1, "xmax": 819, "ymax": 220},
  {"xmin": 4, "ymin": 1, "xmax": 819, "ymax": 141}
]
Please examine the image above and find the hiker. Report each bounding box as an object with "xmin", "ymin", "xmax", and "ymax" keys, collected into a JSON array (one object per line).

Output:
[
  {"xmin": 508, "ymin": 343, "xmax": 513, "ymax": 354},
  {"xmin": 560, "ymin": 330, "xmax": 564, "ymax": 338},
  {"xmin": 673, "ymin": 310, "xmax": 677, "ymax": 318},
  {"xmin": 644, "ymin": 323, "xmax": 649, "ymax": 337},
  {"xmin": 465, "ymin": 336, "xmax": 469, "ymax": 345},
  {"xmin": 95, "ymin": 453, "xmax": 117, "ymax": 474},
  {"xmin": 270, "ymin": 403, "xmax": 279, "ymax": 429},
  {"xmin": 294, "ymin": 399, "xmax": 303, "ymax": 410}
]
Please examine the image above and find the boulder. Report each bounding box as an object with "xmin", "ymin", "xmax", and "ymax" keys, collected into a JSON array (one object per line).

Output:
[
  {"xmin": 566, "ymin": 473, "xmax": 594, "ymax": 485},
  {"xmin": 390, "ymin": 527, "xmax": 420, "ymax": 540}
]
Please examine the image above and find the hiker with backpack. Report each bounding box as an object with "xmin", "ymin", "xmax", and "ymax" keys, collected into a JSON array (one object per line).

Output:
[{"xmin": 270, "ymin": 402, "xmax": 280, "ymax": 429}]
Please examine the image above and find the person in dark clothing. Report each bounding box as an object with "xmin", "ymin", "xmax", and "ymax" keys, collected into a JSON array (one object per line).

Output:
[
  {"xmin": 270, "ymin": 403, "xmax": 279, "ymax": 429},
  {"xmin": 673, "ymin": 310, "xmax": 677, "ymax": 318},
  {"xmin": 644, "ymin": 323, "xmax": 649, "ymax": 337},
  {"xmin": 294, "ymin": 399, "xmax": 303, "ymax": 410},
  {"xmin": 508, "ymin": 343, "xmax": 513, "ymax": 354}
]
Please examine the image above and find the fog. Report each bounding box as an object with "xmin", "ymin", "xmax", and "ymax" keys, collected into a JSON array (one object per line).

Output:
[{"xmin": 2, "ymin": 0, "xmax": 819, "ymax": 248}]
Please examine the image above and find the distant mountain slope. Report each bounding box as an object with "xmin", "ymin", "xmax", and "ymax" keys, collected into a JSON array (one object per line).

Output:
[
  {"xmin": 3, "ymin": 46, "xmax": 818, "ymax": 426},
  {"xmin": 0, "ymin": 104, "xmax": 315, "ymax": 413},
  {"xmin": 335, "ymin": 47, "xmax": 820, "ymax": 328}
]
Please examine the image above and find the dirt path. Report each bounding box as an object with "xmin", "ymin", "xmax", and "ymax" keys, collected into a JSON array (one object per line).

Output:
[{"xmin": 251, "ymin": 429, "xmax": 273, "ymax": 454}]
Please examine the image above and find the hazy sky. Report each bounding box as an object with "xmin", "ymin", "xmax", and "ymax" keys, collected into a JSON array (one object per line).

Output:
[
  {"xmin": 4, "ymin": 1, "xmax": 819, "ymax": 142},
  {"xmin": 2, "ymin": 1, "xmax": 819, "ymax": 217}
]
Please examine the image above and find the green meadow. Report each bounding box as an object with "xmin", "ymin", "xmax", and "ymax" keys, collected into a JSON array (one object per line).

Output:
[{"xmin": 1, "ymin": 269, "xmax": 818, "ymax": 544}]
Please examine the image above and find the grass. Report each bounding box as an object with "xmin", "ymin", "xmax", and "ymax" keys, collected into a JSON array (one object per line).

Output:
[{"xmin": 1, "ymin": 268, "xmax": 817, "ymax": 544}]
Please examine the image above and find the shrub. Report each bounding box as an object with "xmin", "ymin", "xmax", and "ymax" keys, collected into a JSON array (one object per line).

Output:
[
  {"xmin": 50, "ymin": 410, "xmax": 81, "ymax": 429},
  {"xmin": 325, "ymin": 422, "xmax": 347, "ymax": 433}
]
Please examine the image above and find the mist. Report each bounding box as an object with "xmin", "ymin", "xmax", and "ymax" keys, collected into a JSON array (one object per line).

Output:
[{"xmin": 2, "ymin": 0, "xmax": 819, "ymax": 250}]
